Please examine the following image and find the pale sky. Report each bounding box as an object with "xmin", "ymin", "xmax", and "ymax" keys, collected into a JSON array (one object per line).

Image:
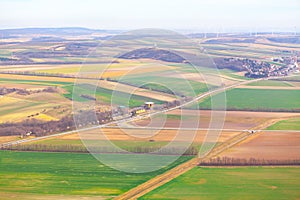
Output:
[{"xmin": 0, "ymin": 0, "xmax": 299, "ymax": 31}]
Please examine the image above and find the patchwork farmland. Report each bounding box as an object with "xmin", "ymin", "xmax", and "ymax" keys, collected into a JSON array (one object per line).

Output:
[{"xmin": 0, "ymin": 27, "xmax": 299, "ymax": 200}]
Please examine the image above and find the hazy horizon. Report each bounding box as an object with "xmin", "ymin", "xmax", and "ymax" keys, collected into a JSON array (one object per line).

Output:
[
  {"xmin": 0, "ymin": 26, "xmax": 299, "ymax": 34},
  {"xmin": 1, "ymin": 0, "xmax": 299, "ymax": 32}
]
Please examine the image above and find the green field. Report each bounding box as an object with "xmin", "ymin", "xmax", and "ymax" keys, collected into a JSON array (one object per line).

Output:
[
  {"xmin": 0, "ymin": 77, "xmax": 164, "ymax": 108},
  {"xmin": 266, "ymin": 117, "xmax": 300, "ymax": 130},
  {"xmin": 141, "ymin": 167, "xmax": 300, "ymax": 200},
  {"xmin": 0, "ymin": 151, "xmax": 192, "ymax": 198},
  {"xmin": 195, "ymin": 88, "xmax": 300, "ymax": 111},
  {"xmin": 63, "ymin": 83, "xmax": 164, "ymax": 107},
  {"xmin": 116, "ymin": 76, "xmax": 211, "ymax": 97},
  {"xmin": 247, "ymin": 80, "xmax": 293, "ymax": 87},
  {"xmin": 8, "ymin": 137, "xmax": 201, "ymax": 155},
  {"xmin": 219, "ymin": 69, "xmax": 252, "ymax": 81}
]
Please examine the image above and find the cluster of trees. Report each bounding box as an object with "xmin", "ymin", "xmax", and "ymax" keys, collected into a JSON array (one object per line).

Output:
[
  {"xmin": 200, "ymin": 157, "xmax": 300, "ymax": 166},
  {"xmin": 2, "ymin": 143, "xmax": 87, "ymax": 152},
  {"xmin": 80, "ymin": 94, "xmax": 96, "ymax": 101},
  {"xmin": 1, "ymin": 71, "xmax": 109, "ymax": 81},
  {"xmin": 214, "ymin": 57, "xmax": 247, "ymax": 71},
  {"xmin": 0, "ymin": 86, "xmax": 58, "ymax": 96},
  {"xmin": 1, "ymin": 70, "xmax": 76, "ymax": 79},
  {"xmin": 0, "ymin": 57, "xmax": 17, "ymax": 62},
  {"xmin": 0, "ymin": 116, "xmax": 75, "ymax": 137},
  {"xmin": 156, "ymin": 97, "xmax": 193, "ymax": 111},
  {"xmin": 119, "ymin": 47, "xmax": 186, "ymax": 63},
  {"xmin": 0, "ymin": 110, "xmax": 114, "ymax": 137}
]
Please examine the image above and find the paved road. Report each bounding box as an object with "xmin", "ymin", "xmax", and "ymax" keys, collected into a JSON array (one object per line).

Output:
[{"xmin": 1, "ymin": 75, "xmax": 294, "ymax": 148}]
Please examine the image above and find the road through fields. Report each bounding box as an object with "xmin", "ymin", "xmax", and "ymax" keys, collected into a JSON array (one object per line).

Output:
[{"xmin": 1, "ymin": 76, "xmax": 265, "ymax": 148}]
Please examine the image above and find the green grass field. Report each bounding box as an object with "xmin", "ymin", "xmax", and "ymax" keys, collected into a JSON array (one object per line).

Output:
[
  {"xmin": 62, "ymin": 83, "xmax": 164, "ymax": 107},
  {"xmin": 247, "ymin": 80, "xmax": 293, "ymax": 87},
  {"xmin": 195, "ymin": 88, "xmax": 300, "ymax": 111},
  {"xmin": 8, "ymin": 137, "xmax": 201, "ymax": 155},
  {"xmin": 117, "ymin": 75, "xmax": 211, "ymax": 97},
  {"xmin": 141, "ymin": 167, "xmax": 300, "ymax": 200},
  {"xmin": 0, "ymin": 76, "xmax": 162, "ymax": 107},
  {"xmin": 266, "ymin": 117, "xmax": 300, "ymax": 130},
  {"xmin": 0, "ymin": 151, "xmax": 192, "ymax": 198}
]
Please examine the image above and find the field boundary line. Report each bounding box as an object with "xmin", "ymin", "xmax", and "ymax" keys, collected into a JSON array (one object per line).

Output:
[
  {"xmin": 114, "ymin": 129, "xmax": 260, "ymax": 200},
  {"xmin": 1, "ymin": 76, "xmax": 268, "ymax": 148},
  {"xmin": 114, "ymin": 107, "xmax": 296, "ymax": 199}
]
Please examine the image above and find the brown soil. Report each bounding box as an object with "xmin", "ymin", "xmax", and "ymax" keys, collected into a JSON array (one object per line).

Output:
[
  {"xmin": 219, "ymin": 131, "xmax": 300, "ymax": 160},
  {"xmin": 58, "ymin": 128, "xmax": 240, "ymax": 144},
  {"xmin": 131, "ymin": 110, "xmax": 300, "ymax": 130}
]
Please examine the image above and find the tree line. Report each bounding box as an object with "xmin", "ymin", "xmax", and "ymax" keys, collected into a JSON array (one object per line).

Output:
[
  {"xmin": 0, "ymin": 86, "xmax": 58, "ymax": 95},
  {"xmin": 1, "ymin": 143, "xmax": 199, "ymax": 155},
  {"xmin": 200, "ymin": 157, "xmax": 300, "ymax": 166},
  {"xmin": 0, "ymin": 110, "xmax": 113, "ymax": 137}
]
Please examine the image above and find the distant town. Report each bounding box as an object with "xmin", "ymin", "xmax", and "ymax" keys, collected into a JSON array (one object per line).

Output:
[{"xmin": 244, "ymin": 56, "xmax": 299, "ymax": 78}]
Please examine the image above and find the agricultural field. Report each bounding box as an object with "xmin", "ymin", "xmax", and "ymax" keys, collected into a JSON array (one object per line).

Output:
[
  {"xmin": 0, "ymin": 151, "xmax": 192, "ymax": 199},
  {"xmin": 63, "ymin": 83, "xmax": 164, "ymax": 107},
  {"xmin": 5, "ymin": 128, "xmax": 240, "ymax": 154},
  {"xmin": 218, "ymin": 131, "xmax": 300, "ymax": 160},
  {"xmin": 0, "ymin": 73, "xmax": 170, "ymax": 123},
  {"xmin": 266, "ymin": 117, "xmax": 300, "ymax": 130},
  {"xmin": 0, "ymin": 74, "xmax": 73, "ymax": 123},
  {"xmin": 0, "ymin": 91, "xmax": 71, "ymax": 123},
  {"xmin": 195, "ymin": 88, "xmax": 300, "ymax": 112},
  {"xmin": 141, "ymin": 167, "xmax": 300, "ymax": 200},
  {"xmin": 0, "ymin": 27, "xmax": 300, "ymax": 200},
  {"xmin": 3, "ymin": 59, "xmax": 177, "ymax": 79},
  {"xmin": 130, "ymin": 110, "xmax": 300, "ymax": 130},
  {"xmin": 95, "ymin": 80, "xmax": 177, "ymax": 102},
  {"xmin": 246, "ymin": 80, "xmax": 294, "ymax": 87},
  {"xmin": 0, "ymin": 136, "xmax": 20, "ymax": 143},
  {"xmin": 115, "ymin": 75, "xmax": 212, "ymax": 97}
]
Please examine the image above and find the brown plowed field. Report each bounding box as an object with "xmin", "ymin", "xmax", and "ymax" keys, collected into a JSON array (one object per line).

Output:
[
  {"xmin": 219, "ymin": 131, "xmax": 300, "ymax": 160},
  {"xmin": 131, "ymin": 110, "xmax": 300, "ymax": 130},
  {"xmin": 55, "ymin": 128, "xmax": 240, "ymax": 143}
]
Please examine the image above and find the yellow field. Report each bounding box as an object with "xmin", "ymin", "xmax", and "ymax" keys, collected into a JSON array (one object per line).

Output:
[
  {"xmin": 0, "ymin": 136, "xmax": 20, "ymax": 143},
  {"xmin": 0, "ymin": 59, "xmax": 178, "ymax": 78},
  {"xmin": 0, "ymin": 94, "xmax": 70, "ymax": 123},
  {"xmin": 0, "ymin": 73, "xmax": 75, "ymax": 83},
  {"xmin": 97, "ymin": 80, "xmax": 176, "ymax": 101}
]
